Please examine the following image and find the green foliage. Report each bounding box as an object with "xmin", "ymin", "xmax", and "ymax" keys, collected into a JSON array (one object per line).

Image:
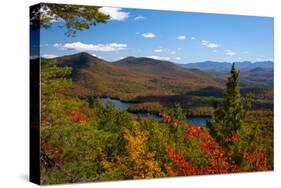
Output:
[
  {"xmin": 96, "ymin": 101, "xmax": 133, "ymax": 133},
  {"xmin": 41, "ymin": 60, "xmax": 72, "ymax": 126},
  {"xmin": 234, "ymin": 110, "xmax": 273, "ymax": 169},
  {"xmin": 183, "ymin": 137, "xmax": 209, "ymax": 170},
  {"xmin": 209, "ymin": 64, "xmax": 251, "ymax": 145},
  {"xmin": 207, "ymin": 64, "xmax": 272, "ymax": 171},
  {"xmin": 168, "ymin": 103, "xmax": 186, "ymax": 124},
  {"xmin": 30, "ymin": 3, "xmax": 110, "ymax": 36},
  {"xmin": 41, "ymin": 124, "xmax": 119, "ymax": 184}
]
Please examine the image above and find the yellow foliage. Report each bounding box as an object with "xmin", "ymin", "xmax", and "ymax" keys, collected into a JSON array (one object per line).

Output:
[{"xmin": 123, "ymin": 122, "xmax": 163, "ymax": 179}]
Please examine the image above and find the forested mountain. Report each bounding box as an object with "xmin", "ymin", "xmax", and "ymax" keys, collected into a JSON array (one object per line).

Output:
[{"xmin": 51, "ymin": 52, "xmax": 225, "ymax": 99}]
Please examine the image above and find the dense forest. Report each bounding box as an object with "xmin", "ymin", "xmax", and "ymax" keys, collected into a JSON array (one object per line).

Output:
[{"xmin": 40, "ymin": 59, "xmax": 273, "ymax": 184}]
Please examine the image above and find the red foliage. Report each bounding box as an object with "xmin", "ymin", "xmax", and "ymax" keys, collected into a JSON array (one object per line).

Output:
[
  {"xmin": 225, "ymin": 131, "xmax": 239, "ymax": 142},
  {"xmin": 166, "ymin": 146, "xmax": 197, "ymax": 176},
  {"xmin": 162, "ymin": 113, "xmax": 172, "ymax": 123},
  {"xmin": 70, "ymin": 109, "xmax": 87, "ymax": 123},
  {"xmin": 166, "ymin": 125, "xmax": 240, "ymax": 176}
]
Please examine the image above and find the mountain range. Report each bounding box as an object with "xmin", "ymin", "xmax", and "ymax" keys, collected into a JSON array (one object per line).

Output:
[
  {"xmin": 50, "ymin": 52, "xmax": 225, "ymax": 99},
  {"xmin": 180, "ymin": 60, "xmax": 273, "ymax": 71},
  {"xmin": 46, "ymin": 52, "xmax": 272, "ymax": 103}
]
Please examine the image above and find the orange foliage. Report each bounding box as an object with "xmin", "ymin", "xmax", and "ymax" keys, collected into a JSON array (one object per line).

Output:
[
  {"xmin": 123, "ymin": 122, "xmax": 163, "ymax": 179},
  {"xmin": 70, "ymin": 109, "xmax": 87, "ymax": 123},
  {"xmin": 161, "ymin": 113, "xmax": 184, "ymax": 128},
  {"xmin": 242, "ymin": 150, "xmax": 272, "ymax": 171},
  {"xmin": 41, "ymin": 114, "xmax": 48, "ymax": 127}
]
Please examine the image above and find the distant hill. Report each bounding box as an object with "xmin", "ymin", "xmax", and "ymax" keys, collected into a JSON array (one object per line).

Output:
[
  {"xmin": 180, "ymin": 61, "xmax": 273, "ymax": 71},
  {"xmin": 50, "ymin": 53, "xmax": 225, "ymax": 99},
  {"xmin": 114, "ymin": 56, "xmax": 221, "ymax": 82}
]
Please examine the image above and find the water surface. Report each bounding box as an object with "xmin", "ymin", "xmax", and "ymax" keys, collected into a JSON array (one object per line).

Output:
[{"xmin": 100, "ymin": 97, "xmax": 210, "ymax": 127}]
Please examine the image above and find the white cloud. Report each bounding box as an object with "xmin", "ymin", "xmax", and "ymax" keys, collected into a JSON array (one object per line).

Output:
[
  {"xmin": 226, "ymin": 50, "xmax": 237, "ymax": 56},
  {"xmin": 190, "ymin": 37, "xmax": 196, "ymax": 40},
  {"xmin": 201, "ymin": 40, "xmax": 220, "ymax": 48},
  {"xmin": 201, "ymin": 40, "xmax": 209, "ymax": 45},
  {"xmin": 170, "ymin": 51, "xmax": 176, "ymax": 55},
  {"xmin": 207, "ymin": 43, "xmax": 220, "ymax": 48},
  {"xmin": 134, "ymin": 16, "xmax": 145, "ymax": 20},
  {"xmin": 142, "ymin": 32, "xmax": 156, "ymax": 38},
  {"xmin": 154, "ymin": 49, "xmax": 163, "ymax": 53},
  {"xmin": 54, "ymin": 42, "xmax": 128, "ymax": 52},
  {"xmin": 175, "ymin": 57, "xmax": 181, "ymax": 60},
  {"xmin": 177, "ymin": 48, "xmax": 182, "ymax": 51},
  {"xmin": 135, "ymin": 32, "xmax": 140, "ymax": 35},
  {"xmin": 41, "ymin": 54, "xmax": 58, "ymax": 59},
  {"xmin": 99, "ymin": 7, "xmax": 129, "ymax": 21},
  {"xmin": 213, "ymin": 50, "xmax": 217, "ymax": 53},
  {"xmin": 176, "ymin": 35, "xmax": 186, "ymax": 40},
  {"xmin": 147, "ymin": 56, "xmax": 170, "ymax": 61}
]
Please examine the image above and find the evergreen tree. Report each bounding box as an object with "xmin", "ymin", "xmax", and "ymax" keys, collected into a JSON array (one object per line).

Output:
[
  {"xmin": 209, "ymin": 63, "xmax": 251, "ymax": 145},
  {"xmin": 168, "ymin": 103, "xmax": 186, "ymax": 125}
]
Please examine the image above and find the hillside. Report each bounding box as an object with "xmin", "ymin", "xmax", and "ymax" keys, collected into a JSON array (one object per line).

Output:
[
  {"xmin": 52, "ymin": 53, "xmax": 225, "ymax": 100},
  {"xmin": 48, "ymin": 53, "xmax": 273, "ymax": 114}
]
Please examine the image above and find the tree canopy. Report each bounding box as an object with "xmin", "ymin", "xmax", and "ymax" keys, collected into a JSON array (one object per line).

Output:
[{"xmin": 30, "ymin": 3, "xmax": 110, "ymax": 36}]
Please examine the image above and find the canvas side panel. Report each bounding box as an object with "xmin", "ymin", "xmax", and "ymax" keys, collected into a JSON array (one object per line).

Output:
[{"xmin": 29, "ymin": 3, "xmax": 41, "ymax": 185}]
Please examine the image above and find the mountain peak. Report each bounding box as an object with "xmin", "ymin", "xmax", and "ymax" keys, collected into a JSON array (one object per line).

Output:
[
  {"xmin": 76, "ymin": 52, "xmax": 93, "ymax": 57},
  {"xmin": 120, "ymin": 56, "xmax": 137, "ymax": 61},
  {"xmin": 54, "ymin": 52, "xmax": 105, "ymax": 69},
  {"xmin": 114, "ymin": 56, "xmax": 173, "ymax": 66},
  {"xmin": 69, "ymin": 52, "xmax": 98, "ymax": 59}
]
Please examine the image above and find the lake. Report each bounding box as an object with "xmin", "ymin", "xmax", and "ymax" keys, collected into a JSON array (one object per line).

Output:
[
  {"xmin": 100, "ymin": 97, "xmax": 130, "ymax": 111},
  {"xmin": 187, "ymin": 117, "xmax": 211, "ymax": 127},
  {"xmin": 100, "ymin": 97, "xmax": 211, "ymax": 127}
]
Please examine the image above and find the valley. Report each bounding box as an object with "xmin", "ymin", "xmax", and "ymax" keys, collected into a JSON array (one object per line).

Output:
[{"xmin": 51, "ymin": 52, "xmax": 273, "ymax": 116}]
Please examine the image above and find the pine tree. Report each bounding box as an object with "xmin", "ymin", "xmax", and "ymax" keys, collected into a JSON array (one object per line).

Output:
[
  {"xmin": 209, "ymin": 63, "xmax": 251, "ymax": 145},
  {"xmin": 168, "ymin": 103, "xmax": 186, "ymax": 125}
]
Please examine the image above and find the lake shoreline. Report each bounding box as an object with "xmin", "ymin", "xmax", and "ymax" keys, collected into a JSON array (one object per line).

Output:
[{"xmin": 98, "ymin": 96, "xmax": 211, "ymax": 127}]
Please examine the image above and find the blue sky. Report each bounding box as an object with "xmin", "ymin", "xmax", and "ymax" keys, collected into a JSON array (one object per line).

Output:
[{"xmin": 37, "ymin": 6, "xmax": 274, "ymax": 64}]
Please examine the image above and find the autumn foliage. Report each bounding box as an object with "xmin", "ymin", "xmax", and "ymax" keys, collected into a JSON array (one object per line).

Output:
[
  {"xmin": 122, "ymin": 122, "xmax": 163, "ymax": 179},
  {"xmin": 40, "ymin": 60, "xmax": 273, "ymax": 184},
  {"xmin": 165, "ymin": 125, "xmax": 240, "ymax": 176},
  {"xmin": 242, "ymin": 150, "xmax": 272, "ymax": 171},
  {"xmin": 69, "ymin": 109, "xmax": 87, "ymax": 123}
]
